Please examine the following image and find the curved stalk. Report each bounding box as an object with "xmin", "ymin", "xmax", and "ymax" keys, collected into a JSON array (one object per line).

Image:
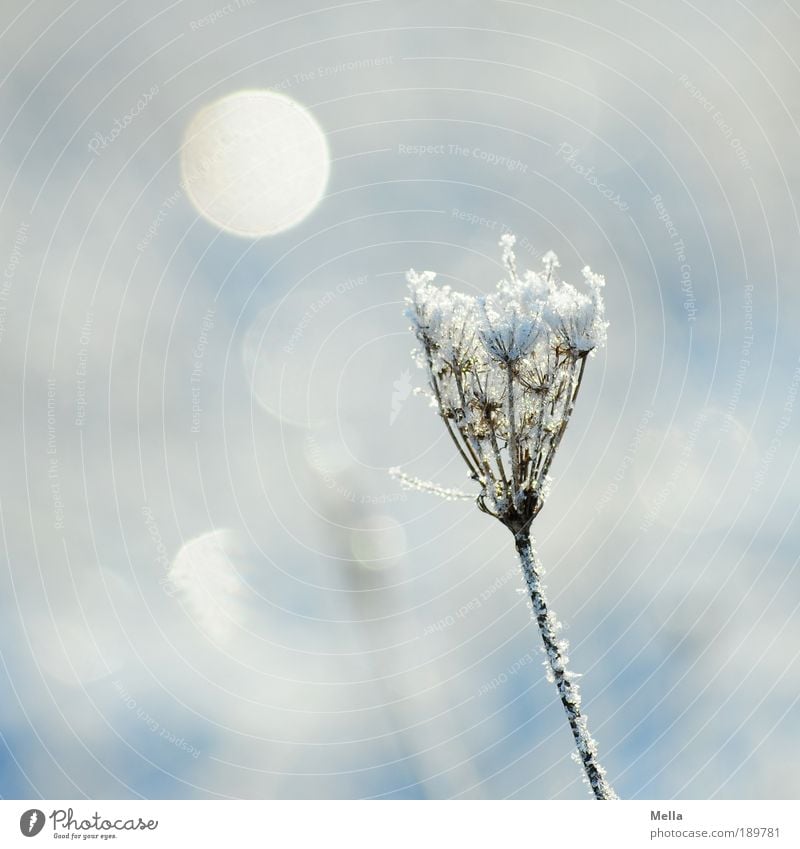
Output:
[{"xmin": 514, "ymin": 532, "xmax": 617, "ymax": 800}]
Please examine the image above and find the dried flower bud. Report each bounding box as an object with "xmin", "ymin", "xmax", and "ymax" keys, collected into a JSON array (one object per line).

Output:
[{"xmin": 402, "ymin": 234, "xmax": 607, "ymax": 531}]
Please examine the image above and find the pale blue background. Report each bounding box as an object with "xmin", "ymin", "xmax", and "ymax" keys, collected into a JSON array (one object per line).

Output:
[{"xmin": 1, "ymin": 0, "xmax": 798, "ymax": 799}]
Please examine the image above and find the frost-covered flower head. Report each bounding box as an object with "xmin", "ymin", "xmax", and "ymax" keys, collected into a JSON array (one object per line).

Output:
[{"xmin": 405, "ymin": 234, "xmax": 607, "ymax": 531}]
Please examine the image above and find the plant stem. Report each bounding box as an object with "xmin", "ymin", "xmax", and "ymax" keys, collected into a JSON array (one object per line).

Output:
[{"xmin": 514, "ymin": 531, "xmax": 617, "ymax": 799}]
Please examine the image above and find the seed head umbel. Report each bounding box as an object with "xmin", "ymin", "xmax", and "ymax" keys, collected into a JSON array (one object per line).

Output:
[{"xmin": 405, "ymin": 234, "xmax": 607, "ymax": 533}]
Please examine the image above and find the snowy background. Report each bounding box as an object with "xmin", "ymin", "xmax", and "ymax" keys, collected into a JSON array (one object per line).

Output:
[{"xmin": 1, "ymin": 0, "xmax": 799, "ymax": 799}]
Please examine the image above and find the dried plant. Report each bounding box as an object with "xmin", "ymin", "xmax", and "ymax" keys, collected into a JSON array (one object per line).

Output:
[{"xmin": 397, "ymin": 234, "xmax": 616, "ymax": 799}]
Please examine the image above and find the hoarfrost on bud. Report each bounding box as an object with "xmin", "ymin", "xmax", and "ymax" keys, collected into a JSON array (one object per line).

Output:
[
  {"xmin": 401, "ymin": 234, "xmax": 607, "ymax": 530},
  {"xmin": 542, "ymin": 250, "xmax": 560, "ymax": 275}
]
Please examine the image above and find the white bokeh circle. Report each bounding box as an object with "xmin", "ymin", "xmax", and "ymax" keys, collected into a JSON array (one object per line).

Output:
[{"xmin": 180, "ymin": 90, "xmax": 330, "ymax": 237}]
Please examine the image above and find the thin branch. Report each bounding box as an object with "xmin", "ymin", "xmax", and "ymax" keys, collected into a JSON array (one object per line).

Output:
[
  {"xmin": 473, "ymin": 369, "xmax": 511, "ymax": 495},
  {"xmin": 425, "ymin": 345, "xmax": 480, "ymax": 480},
  {"xmin": 506, "ymin": 362, "xmax": 520, "ymax": 502},
  {"xmin": 514, "ymin": 532, "xmax": 617, "ymax": 800},
  {"xmin": 389, "ymin": 468, "xmax": 474, "ymax": 501},
  {"xmin": 452, "ymin": 366, "xmax": 495, "ymax": 482},
  {"xmin": 539, "ymin": 355, "xmax": 587, "ymax": 484}
]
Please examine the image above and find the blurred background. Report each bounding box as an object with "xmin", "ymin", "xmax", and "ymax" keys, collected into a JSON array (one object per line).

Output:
[{"xmin": 1, "ymin": 0, "xmax": 799, "ymax": 800}]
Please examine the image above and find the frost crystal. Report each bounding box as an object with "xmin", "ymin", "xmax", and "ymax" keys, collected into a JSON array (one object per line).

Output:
[{"xmin": 405, "ymin": 234, "xmax": 607, "ymax": 530}]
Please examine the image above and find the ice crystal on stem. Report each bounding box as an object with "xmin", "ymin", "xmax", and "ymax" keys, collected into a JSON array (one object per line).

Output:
[
  {"xmin": 402, "ymin": 235, "xmax": 616, "ymax": 799},
  {"xmin": 388, "ymin": 467, "xmax": 473, "ymax": 501}
]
